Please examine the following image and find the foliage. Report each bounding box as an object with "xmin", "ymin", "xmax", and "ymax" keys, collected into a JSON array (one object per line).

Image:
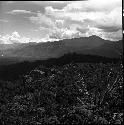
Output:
[{"xmin": 0, "ymin": 62, "xmax": 123, "ymax": 124}]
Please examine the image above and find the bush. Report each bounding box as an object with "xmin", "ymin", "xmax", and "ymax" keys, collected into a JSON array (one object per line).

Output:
[{"xmin": 0, "ymin": 62, "xmax": 123, "ymax": 124}]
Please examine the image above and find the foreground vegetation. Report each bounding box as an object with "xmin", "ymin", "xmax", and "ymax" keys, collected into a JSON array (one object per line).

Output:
[{"xmin": 0, "ymin": 61, "xmax": 123, "ymax": 124}]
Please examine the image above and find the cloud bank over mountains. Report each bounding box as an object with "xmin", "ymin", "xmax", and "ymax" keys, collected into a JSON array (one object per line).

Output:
[
  {"xmin": 35, "ymin": 0, "xmax": 122, "ymax": 41},
  {"xmin": 0, "ymin": 0, "xmax": 122, "ymax": 44},
  {"xmin": 0, "ymin": 31, "xmax": 60, "ymax": 44},
  {"xmin": 0, "ymin": 32, "xmax": 30, "ymax": 44}
]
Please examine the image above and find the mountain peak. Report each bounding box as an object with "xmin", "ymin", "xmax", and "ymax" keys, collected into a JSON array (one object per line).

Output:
[{"xmin": 89, "ymin": 35, "xmax": 103, "ymax": 40}]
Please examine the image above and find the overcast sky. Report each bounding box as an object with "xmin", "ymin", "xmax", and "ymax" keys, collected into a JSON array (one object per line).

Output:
[{"xmin": 0, "ymin": 0, "xmax": 122, "ymax": 44}]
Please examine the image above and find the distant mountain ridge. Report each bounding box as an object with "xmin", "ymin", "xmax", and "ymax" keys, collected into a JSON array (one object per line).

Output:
[
  {"xmin": 0, "ymin": 35, "xmax": 122, "ymax": 59},
  {"xmin": 0, "ymin": 42, "xmax": 37, "ymax": 50}
]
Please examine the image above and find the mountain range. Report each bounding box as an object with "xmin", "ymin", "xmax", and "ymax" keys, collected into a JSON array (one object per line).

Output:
[{"xmin": 0, "ymin": 35, "xmax": 123, "ymax": 60}]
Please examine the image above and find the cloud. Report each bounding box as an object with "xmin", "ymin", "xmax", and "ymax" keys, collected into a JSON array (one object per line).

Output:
[
  {"xmin": 0, "ymin": 19, "xmax": 8, "ymax": 22},
  {"xmin": 0, "ymin": 31, "xmax": 60, "ymax": 44},
  {"xmin": 11, "ymin": 31, "xmax": 20, "ymax": 38},
  {"xmin": 27, "ymin": 0, "xmax": 122, "ymax": 41},
  {"xmin": 100, "ymin": 29, "xmax": 122, "ymax": 41},
  {"xmin": 29, "ymin": 13, "xmax": 55, "ymax": 28},
  {"xmin": 64, "ymin": 0, "xmax": 121, "ymax": 12},
  {"xmin": 0, "ymin": 1, "xmax": 122, "ymax": 42},
  {"xmin": 0, "ymin": 31, "xmax": 31, "ymax": 44},
  {"xmin": 29, "ymin": 12, "xmax": 83, "ymax": 40},
  {"xmin": 5, "ymin": 1, "xmax": 15, "ymax": 4},
  {"xmin": 77, "ymin": 27, "xmax": 89, "ymax": 34},
  {"xmin": 46, "ymin": 0, "xmax": 122, "ymax": 41},
  {"xmin": 26, "ymin": 1, "xmax": 71, "ymax": 7},
  {"xmin": 93, "ymin": 7, "xmax": 122, "ymax": 30},
  {"xmin": 7, "ymin": 10, "xmax": 35, "ymax": 15},
  {"xmin": 49, "ymin": 27, "xmax": 80, "ymax": 39},
  {"xmin": 82, "ymin": 7, "xmax": 122, "ymax": 32}
]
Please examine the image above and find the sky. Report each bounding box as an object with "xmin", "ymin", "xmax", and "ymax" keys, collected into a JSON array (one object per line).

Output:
[{"xmin": 0, "ymin": 0, "xmax": 122, "ymax": 44}]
